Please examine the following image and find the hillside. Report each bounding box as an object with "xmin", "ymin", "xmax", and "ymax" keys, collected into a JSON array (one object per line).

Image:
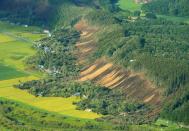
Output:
[
  {"xmin": 0, "ymin": 0, "xmax": 189, "ymax": 130},
  {"xmin": 142, "ymin": 0, "xmax": 189, "ymax": 17}
]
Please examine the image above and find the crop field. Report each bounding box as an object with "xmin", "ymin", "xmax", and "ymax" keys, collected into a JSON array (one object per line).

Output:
[
  {"xmin": 0, "ymin": 84, "xmax": 100, "ymax": 119},
  {"xmin": 0, "ymin": 40, "xmax": 36, "ymax": 70},
  {"xmin": 0, "ymin": 21, "xmax": 100, "ymax": 119},
  {"xmin": 118, "ymin": 0, "xmax": 141, "ymax": 12},
  {"xmin": 0, "ymin": 33, "xmax": 15, "ymax": 43},
  {"xmin": 0, "ymin": 21, "xmax": 42, "ymax": 32},
  {"xmin": 0, "ymin": 63, "xmax": 28, "ymax": 81}
]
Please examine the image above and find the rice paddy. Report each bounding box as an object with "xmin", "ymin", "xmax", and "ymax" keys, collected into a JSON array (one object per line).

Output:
[
  {"xmin": 0, "ymin": 84, "xmax": 100, "ymax": 119},
  {"xmin": 0, "ymin": 63, "xmax": 28, "ymax": 81},
  {"xmin": 0, "ymin": 21, "xmax": 100, "ymax": 119},
  {"xmin": 0, "ymin": 33, "xmax": 15, "ymax": 43}
]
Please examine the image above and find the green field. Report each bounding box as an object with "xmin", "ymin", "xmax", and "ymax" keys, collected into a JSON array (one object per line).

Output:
[
  {"xmin": 0, "ymin": 84, "xmax": 100, "ymax": 119},
  {"xmin": 0, "ymin": 21, "xmax": 100, "ymax": 119},
  {"xmin": 0, "ymin": 40, "xmax": 36, "ymax": 70},
  {"xmin": 118, "ymin": 0, "xmax": 141, "ymax": 12},
  {"xmin": 130, "ymin": 119, "xmax": 189, "ymax": 131},
  {"xmin": 0, "ymin": 21, "xmax": 42, "ymax": 33},
  {"xmin": 118, "ymin": 0, "xmax": 189, "ymax": 24},
  {"xmin": 0, "ymin": 97, "xmax": 111, "ymax": 130},
  {"xmin": 0, "ymin": 33, "xmax": 15, "ymax": 43},
  {"xmin": 0, "ymin": 63, "xmax": 28, "ymax": 80}
]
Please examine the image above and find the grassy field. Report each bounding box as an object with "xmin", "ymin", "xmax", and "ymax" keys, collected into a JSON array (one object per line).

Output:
[
  {"xmin": 130, "ymin": 119, "xmax": 188, "ymax": 131},
  {"xmin": 0, "ymin": 97, "xmax": 111, "ymax": 130},
  {"xmin": 117, "ymin": 0, "xmax": 189, "ymax": 24},
  {"xmin": 0, "ymin": 84, "xmax": 100, "ymax": 119},
  {"xmin": 0, "ymin": 22, "xmax": 45, "ymax": 71},
  {"xmin": 0, "ymin": 33, "xmax": 15, "ymax": 43},
  {"xmin": 0, "ymin": 40, "xmax": 36, "ymax": 70},
  {"xmin": 118, "ymin": 0, "xmax": 141, "ymax": 12},
  {"xmin": 0, "ymin": 21, "xmax": 42, "ymax": 33},
  {"xmin": 0, "ymin": 21, "xmax": 100, "ymax": 119},
  {"xmin": 0, "ymin": 63, "xmax": 28, "ymax": 80}
]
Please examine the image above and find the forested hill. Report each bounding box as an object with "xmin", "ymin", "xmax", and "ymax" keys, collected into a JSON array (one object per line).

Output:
[
  {"xmin": 0, "ymin": 0, "xmax": 59, "ymax": 27},
  {"xmin": 142, "ymin": 0, "xmax": 189, "ymax": 17},
  {"xmin": 1, "ymin": 0, "xmax": 189, "ymax": 130},
  {"xmin": 0, "ymin": 0, "xmax": 118, "ymax": 27}
]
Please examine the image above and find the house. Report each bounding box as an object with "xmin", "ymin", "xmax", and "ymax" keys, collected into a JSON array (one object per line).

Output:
[
  {"xmin": 85, "ymin": 109, "xmax": 92, "ymax": 112},
  {"xmin": 44, "ymin": 29, "xmax": 52, "ymax": 37},
  {"xmin": 24, "ymin": 25, "xmax": 28, "ymax": 28},
  {"xmin": 130, "ymin": 59, "xmax": 136, "ymax": 62}
]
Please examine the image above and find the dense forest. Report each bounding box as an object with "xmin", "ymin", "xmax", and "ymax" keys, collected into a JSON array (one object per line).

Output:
[
  {"xmin": 0, "ymin": 0, "xmax": 118, "ymax": 27},
  {"xmin": 93, "ymin": 17, "xmax": 189, "ymax": 124},
  {"xmin": 1, "ymin": 0, "xmax": 189, "ymax": 130},
  {"xmin": 142, "ymin": 0, "xmax": 189, "ymax": 16}
]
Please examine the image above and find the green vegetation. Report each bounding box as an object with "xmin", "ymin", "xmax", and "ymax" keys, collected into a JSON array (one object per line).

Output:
[
  {"xmin": 0, "ymin": 0, "xmax": 189, "ymax": 130},
  {"xmin": 26, "ymin": 27, "xmax": 80, "ymax": 78},
  {"xmin": 118, "ymin": 0, "xmax": 141, "ymax": 11},
  {"xmin": 16, "ymin": 79, "xmax": 151, "ymax": 124},
  {"xmin": 130, "ymin": 119, "xmax": 188, "ymax": 131},
  {"xmin": 0, "ymin": 0, "xmax": 57, "ymax": 27},
  {"xmin": 89, "ymin": 14, "xmax": 189, "ymax": 124},
  {"xmin": 0, "ymin": 22, "xmax": 46, "ymax": 71},
  {"xmin": 0, "ymin": 21, "xmax": 100, "ymax": 119},
  {"xmin": 0, "ymin": 33, "xmax": 14, "ymax": 43},
  {"xmin": 0, "ymin": 63, "xmax": 28, "ymax": 81},
  {"xmin": 142, "ymin": 0, "xmax": 189, "ymax": 17},
  {"xmin": 0, "ymin": 97, "xmax": 113, "ymax": 130},
  {"xmin": 158, "ymin": 15, "xmax": 189, "ymax": 24}
]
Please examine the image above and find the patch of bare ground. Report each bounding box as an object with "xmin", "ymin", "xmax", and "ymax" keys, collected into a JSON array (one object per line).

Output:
[
  {"xmin": 75, "ymin": 20, "xmax": 162, "ymax": 115},
  {"xmin": 74, "ymin": 20, "xmax": 98, "ymax": 65}
]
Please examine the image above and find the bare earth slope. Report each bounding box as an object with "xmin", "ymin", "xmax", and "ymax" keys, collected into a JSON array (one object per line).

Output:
[{"xmin": 75, "ymin": 20, "xmax": 162, "ymax": 107}]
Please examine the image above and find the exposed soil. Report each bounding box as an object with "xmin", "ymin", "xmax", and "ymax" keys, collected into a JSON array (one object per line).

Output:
[{"xmin": 74, "ymin": 20, "xmax": 162, "ymax": 107}]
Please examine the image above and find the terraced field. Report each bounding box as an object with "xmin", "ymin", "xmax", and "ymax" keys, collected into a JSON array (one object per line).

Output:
[
  {"xmin": 0, "ymin": 21, "xmax": 100, "ymax": 119},
  {"xmin": 75, "ymin": 20, "xmax": 161, "ymax": 105}
]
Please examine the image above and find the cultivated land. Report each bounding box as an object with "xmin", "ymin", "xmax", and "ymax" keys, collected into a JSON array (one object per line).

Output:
[
  {"xmin": 118, "ymin": 0, "xmax": 141, "ymax": 11},
  {"xmin": 118, "ymin": 0, "xmax": 189, "ymax": 24},
  {"xmin": 0, "ymin": 21, "xmax": 100, "ymax": 119},
  {"xmin": 0, "ymin": 63, "xmax": 27, "ymax": 81}
]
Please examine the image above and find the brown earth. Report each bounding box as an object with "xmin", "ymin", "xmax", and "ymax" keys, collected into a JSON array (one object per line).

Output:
[{"xmin": 74, "ymin": 20, "xmax": 162, "ymax": 107}]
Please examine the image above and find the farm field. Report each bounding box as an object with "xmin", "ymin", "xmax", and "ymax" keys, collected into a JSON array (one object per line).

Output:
[
  {"xmin": 0, "ymin": 21, "xmax": 100, "ymax": 119},
  {"xmin": 0, "ymin": 85, "xmax": 100, "ymax": 119},
  {"xmin": 118, "ymin": 0, "xmax": 141, "ymax": 11},
  {"xmin": 118, "ymin": 0, "xmax": 189, "ymax": 24},
  {"xmin": 0, "ymin": 63, "xmax": 28, "ymax": 81},
  {"xmin": 0, "ymin": 33, "xmax": 15, "ymax": 43},
  {"xmin": 0, "ymin": 40, "xmax": 36, "ymax": 70}
]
